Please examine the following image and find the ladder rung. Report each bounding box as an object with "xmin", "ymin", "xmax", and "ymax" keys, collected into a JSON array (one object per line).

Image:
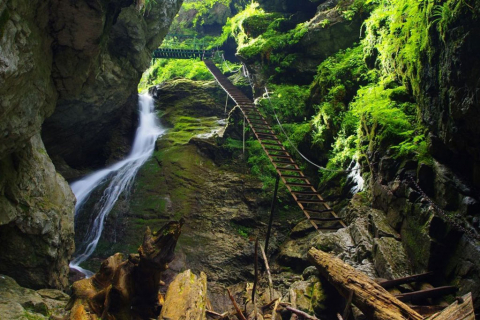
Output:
[
  {"xmin": 316, "ymin": 226, "xmax": 343, "ymax": 230},
  {"xmin": 258, "ymin": 136, "xmax": 279, "ymax": 141},
  {"xmin": 272, "ymin": 159, "xmax": 295, "ymax": 164},
  {"xmin": 269, "ymin": 155, "xmax": 291, "ymax": 159},
  {"xmin": 262, "ymin": 143, "xmax": 283, "ymax": 147},
  {"xmin": 287, "ymin": 183, "xmax": 314, "ymax": 187},
  {"xmin": 297, "ymin": 198, "xmax": 324, "ymax": 202},
  {"xmin": 251, "ymin": 124, "xmax": 271, "ymax": 128},
  {"xmin": 281, "ymin": 174, "xmax": 306, "ymax": 179},
  {"xmin": 309, "ymin": 217, "xmax": 342, "ymax": 221},
  {"xmin": 304, "ymin": 209, "xmax": 332, "ymax": 214},
  {"xmin": 395, "ymin": 286, "xmax": 458, "ymax": 302},
  {"xmin": 265, "ymin": 148, "xmax": 285, "ymax": 152},
  {"xmin": 249, "ymin": 120, "xmax": 267, "ymax": 124},
  {"xmin": 257, "ymin": 132, "xmax": 276, "ymax": 136},
  {"xmin": 277, "ymin": 167, "xmax": 302, "ymax": 171},
  {"xmin": 253, "ymin": 128, "xmax": 272, "ymax": 133},
  {"xmin": 292, "ymin": 191, "xmax": 319, "ymax": 195}
]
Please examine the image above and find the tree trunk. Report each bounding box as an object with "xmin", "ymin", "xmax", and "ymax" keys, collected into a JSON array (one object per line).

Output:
[
  {"xmin": 67, "ymin": 220, "xmax": 183, "ymax": 320},
  {"xmin": 307, "ymin": 247, "xmax": 424, "ymax": 320},
  {"xmin": 426, "ymin": 293, "xmax": 475, "ymax": 320}
]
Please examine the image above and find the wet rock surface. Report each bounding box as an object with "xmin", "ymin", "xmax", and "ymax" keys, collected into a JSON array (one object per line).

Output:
[
  {"xmin": 74, "ymin": 79, "xmax": 302, "ymax": 312},
  {"xmin": 0, "ymin": 0, "xmax": 182, "ymax": 293},
  {"xmin": 42, "ymin": 0, "xmax": 183, "ymax": 171},
  {"xmin": 0, "ymin": 135, "xmax": 75, "ymax": 289},
  {"xmin": 0, "ymin": 274, "xmax": 70, "ymax": 319}
]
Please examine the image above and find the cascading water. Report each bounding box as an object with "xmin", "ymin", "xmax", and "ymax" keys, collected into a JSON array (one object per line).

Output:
[
  {"xmin": 347, "ymin": 160, "xmax": 364, "ymax": 194},
  {"xmin": 69, "ymin": 94, "xmax": 165, "ymax": 277}
]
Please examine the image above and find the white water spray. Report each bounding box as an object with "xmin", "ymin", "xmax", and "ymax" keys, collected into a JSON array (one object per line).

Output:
[
  {"xmin": 69, "ymin": 94, "xmax": 165, "ymax": 276},
  {"xmin": 347, "ymin": 160, "xmax": 364, "ymax": 194}
]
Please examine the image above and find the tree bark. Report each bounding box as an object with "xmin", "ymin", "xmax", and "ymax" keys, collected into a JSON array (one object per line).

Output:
[
  {"xmin": 307, "ymin": 247, "xmax": 424, "ymax": 320},
  {"xmin": 67, "ymin": 220, "xmax": 183, "ymax": 320},
  {"xmin": 426, "ymin": 293, "xmax": 475, "ymax": 320}
]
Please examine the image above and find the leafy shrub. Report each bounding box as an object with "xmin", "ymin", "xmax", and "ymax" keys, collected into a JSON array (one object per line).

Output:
[{"xmin": 139, "ymin": 59, "xmax": 213, "ymax": 92}]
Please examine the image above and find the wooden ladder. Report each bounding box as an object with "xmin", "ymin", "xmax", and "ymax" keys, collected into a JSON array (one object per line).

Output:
[{"xmin": 204, "ymin": 60, "xmax": 347, "ymax": 231}]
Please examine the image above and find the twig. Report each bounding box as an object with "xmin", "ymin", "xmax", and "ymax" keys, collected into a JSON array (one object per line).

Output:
[
  {"xmin": 272, "ymin": 298, "xmax": 281, "ymax": 320},
  {"xmin": 262, "ymin": 298, "xmax": 279, "ymax": 311},
  {"xmin": 260, "ymin": 244, "xmax": 274, "ymax": 300},
  {"xmin": 284, "ymin": 306, "xmax": 320, "ymax": 320},
  {"xmin": 228, "ymin": 288, "xmax": 247, "ymax": 320},
  {"xmin": 342, "ymin": 291, "xmax": 353, "ymax": 320},
  {"xmin": 206, "ymin": 309, "xmax": 228, "ymax": 318},
  {"xmin": 253, "ymin": 238, "xmax": 259, "ymax": 320}
]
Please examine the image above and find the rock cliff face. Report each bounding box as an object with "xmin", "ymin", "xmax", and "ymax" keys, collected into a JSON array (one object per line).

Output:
[
  {"xmin": 0, "ymin": 0, "xmax": 182, "ymax": 290},
  {"xmin": 236, "ymin": 0, "xmax": 480, "ymax": 311},
  {"xmin": 418, "ymin": 5, "xmax": 480, "ymax": 188},
  {"xmin": 42, "ymin": 0, "xmax": 183, "ymax": 171}
]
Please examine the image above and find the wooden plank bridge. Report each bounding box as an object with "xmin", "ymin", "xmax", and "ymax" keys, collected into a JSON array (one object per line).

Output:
[
  {"xmin": 152, "ymin": 48, "xmax": 215, "ymax": 60},
  {"xmin": 204, "ymin": 60, "xmax": 347, "ymax": 231}
]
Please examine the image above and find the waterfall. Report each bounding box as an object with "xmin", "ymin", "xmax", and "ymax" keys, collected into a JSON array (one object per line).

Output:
[
  {"xmin": 69, "ymin": 94, "xmax": 165, "ymax": 277},
  {"xmin": 347, "ymin": 160, "xmax": 364, "ymax": 194}
]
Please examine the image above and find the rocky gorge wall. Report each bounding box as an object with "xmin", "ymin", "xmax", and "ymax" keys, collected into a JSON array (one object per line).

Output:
[
  {"xmin": 232, "ymin": 0, "xmax": 480, "ymax": 311},
  {"xmin": 0, "ymin": 0, "xmax": 182, "ymax": 290}
]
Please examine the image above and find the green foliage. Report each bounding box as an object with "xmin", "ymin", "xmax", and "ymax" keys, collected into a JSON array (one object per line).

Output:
[
  {"xmin": 351, "ymin": 84, "xmax": 412, "ymax": 141},
  {"xmin": 259, "ymin": 84, "xmax": 310, "ymax": 122},
  {"xmin": 361, "ymin": 0, "xmax": 473, "ymax": 93},
  {"xmin": 182, "ymin": 0, "xmax": 231, "ymax": 27},
  {"xmin": 320, "ymin": 19, "xmax": 330, "ymax": 28},
  {"xmin": 246, "ymin": 139, "xmax": 278, "ymax": 189},
  {"xmin": 138, "ymin": 58, "xmax": 213, "ymax": 92},
  {"xmin": 215, "ymin": 2, "xmax": 267, "ymax": 48},
  {"xmin": 223, "ymin": 137, "xmax": 244, "ymax": 151},
  {"xmin": 311, "ymin": 45, "xmax": 370, "ymax": 146},
  {"xmin": 231, "ymin": 223, "xmax": 252, "ymax": 238},
  {"xmin": 144, "ymin": 0, "xmax": 158, "ymax": 13}
]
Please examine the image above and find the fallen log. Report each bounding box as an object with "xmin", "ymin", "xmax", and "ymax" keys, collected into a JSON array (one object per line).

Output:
[
  {"xmin": 67, "ymin": 220, "xmax": 183, "ymax": 320},
  {"xmin": 307, "ymin": 247, "xmax": 424, "ymax": 320},
  {"xmin": 426, "ymin": 293, "xmax": 475, "ymax": 320}
]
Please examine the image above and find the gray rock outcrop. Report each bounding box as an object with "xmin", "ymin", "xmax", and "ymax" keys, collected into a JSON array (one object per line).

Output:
[{"xmin": 0, "ymin": 0, "xmax": 182, "ymax": 290}]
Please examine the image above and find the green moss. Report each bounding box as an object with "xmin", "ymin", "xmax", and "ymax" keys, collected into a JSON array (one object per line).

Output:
[
  {"xmin": 139, "ymin": 59, "xmax": 213, "ymax": 92},
  {"xmin": 402, "ymin": 216, "xmax": 432, "ymax": 269}
]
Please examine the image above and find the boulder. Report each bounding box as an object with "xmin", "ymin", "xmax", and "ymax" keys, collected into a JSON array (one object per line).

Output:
[
  {"xmin": 160, "ymin": 270, "xmax": 208, "ymax": 320},
  {"xmin": 373, "ymin": 237, "xmax": 413, "ymax": 279},
  {"xmin": 0, "ymin": 135, "xmax": 74, "ymax": 289},
  {"xmin": 285, "ymin": 276, "xmax": 328, "ymax": 315},
  {"xmin": 0, "ymin": 274, "xmax": 69, "ymax": 319}
]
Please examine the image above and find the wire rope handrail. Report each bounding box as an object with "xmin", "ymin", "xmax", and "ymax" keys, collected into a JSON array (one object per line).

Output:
[{"xmin": 203, "ymin": 59, "xmax": 347, "ymax": 231}]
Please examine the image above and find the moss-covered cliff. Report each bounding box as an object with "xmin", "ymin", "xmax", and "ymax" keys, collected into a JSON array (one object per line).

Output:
[
  {"xmin": 169, "ymin": 0, "xmax": 480, "ymax": 310},
  {"xmin": 0, "ymin": 0, "xmax": 182, "ymax": 290}
]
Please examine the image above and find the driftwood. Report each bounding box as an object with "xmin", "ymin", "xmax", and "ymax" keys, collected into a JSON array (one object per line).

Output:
[
  {"xmin": 67, "ymin": 221, "xmax": 183, "ymax": 320},
  {"xmin": 307, "ymin": 247, "xmax": 423, "ymax": 320},
  {"xmin": 426, "ymin": 293, "xmax": 475, "ymax": 320}
]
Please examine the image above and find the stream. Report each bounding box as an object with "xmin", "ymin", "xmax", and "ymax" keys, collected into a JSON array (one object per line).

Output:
[{"xmin": 69, "ymin": 94, "xmax": 165, "ymax": 277}]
